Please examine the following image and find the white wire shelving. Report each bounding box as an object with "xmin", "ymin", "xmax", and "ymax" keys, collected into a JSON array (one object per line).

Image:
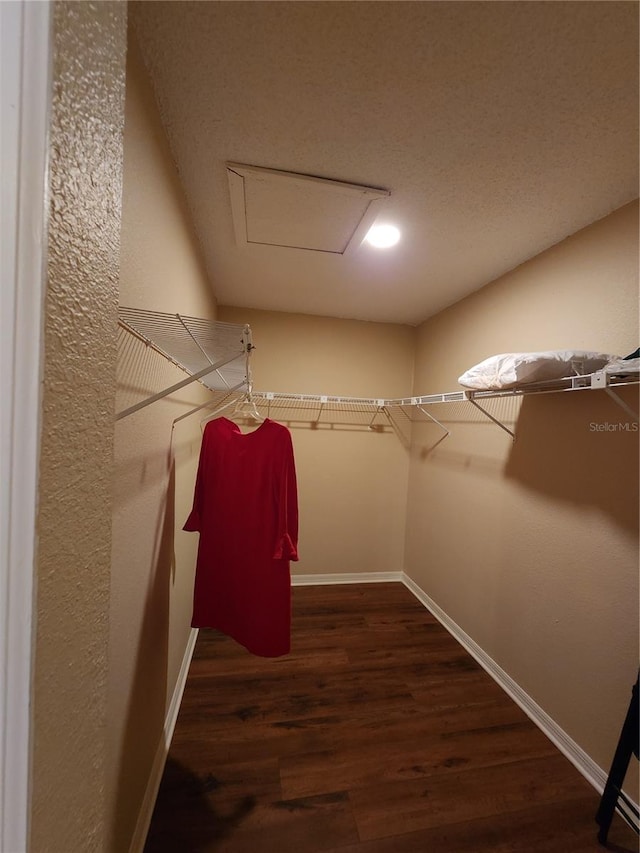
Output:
[
  {"xmin": 116, "ymin": 308, "xmax": 639, "ymax": 437},
  {"xmin": 116, "ymin": 308, "xmax": 251, "ymax": 420}
]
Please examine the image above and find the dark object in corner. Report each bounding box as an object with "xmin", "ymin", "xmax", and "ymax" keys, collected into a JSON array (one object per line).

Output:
[{"xmin": 595, "ymin": 673, "xmax": 639, "ymax": 845}]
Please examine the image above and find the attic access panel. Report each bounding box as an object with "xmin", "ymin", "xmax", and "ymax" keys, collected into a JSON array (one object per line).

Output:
[{"xmin": 227, "ymin": 162, "xmax": 390, "ymax": 255}]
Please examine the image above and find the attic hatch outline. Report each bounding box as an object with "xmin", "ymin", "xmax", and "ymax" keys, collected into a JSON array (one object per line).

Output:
[{"xmin": 226, "ymin": 162, "xmax": 390, "ymax": 256}]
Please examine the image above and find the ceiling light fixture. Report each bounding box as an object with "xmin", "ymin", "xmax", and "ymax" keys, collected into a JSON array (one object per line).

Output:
[{"xmin": 364, "ymin": 223, "xmax": 400, "ymax": 249}]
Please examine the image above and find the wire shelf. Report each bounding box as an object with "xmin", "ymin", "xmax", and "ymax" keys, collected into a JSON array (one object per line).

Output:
[
  {"xmin": 117, "ymin": 308, "xmax": 250, "ymax": 420},
  {"xmin": 119, "ymin": 308, "xmax": 249, "ymax": 392},
  {"xmin": 117, "ymin": 308, "xmax": 639, "ymax": 432}
]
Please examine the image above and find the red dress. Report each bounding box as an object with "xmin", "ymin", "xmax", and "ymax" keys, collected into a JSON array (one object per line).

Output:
[{"xmin": 183, "ymin": 417, "xmax": 299, "ymax": 657}]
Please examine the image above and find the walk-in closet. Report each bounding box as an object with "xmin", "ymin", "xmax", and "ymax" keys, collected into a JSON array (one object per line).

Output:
[{"xmin": 5, "ymin": 2, "xmax": 638, "ymax": 852}]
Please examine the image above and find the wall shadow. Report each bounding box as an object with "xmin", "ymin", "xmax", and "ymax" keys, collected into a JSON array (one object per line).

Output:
[
  {"xmin": 111, "ymin": 454, "xmax": 175, "ymax": 852},
  {"xmin": 505, "ymin": 388, "xmax": 639, "ymax": 534}
]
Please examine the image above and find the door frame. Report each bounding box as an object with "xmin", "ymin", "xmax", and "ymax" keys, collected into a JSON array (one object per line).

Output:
[{"xmin": 0, "ymin": 1, "xmax": 52, "ymax": 849}]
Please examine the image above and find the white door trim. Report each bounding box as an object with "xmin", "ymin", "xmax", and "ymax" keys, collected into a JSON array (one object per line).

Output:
[{"xmin": 0, "ymin": 1, "xmax": 52, "ymax": 850}]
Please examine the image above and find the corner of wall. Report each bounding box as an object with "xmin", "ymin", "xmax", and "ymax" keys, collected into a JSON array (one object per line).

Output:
[{"xmin": 31, "ymin": 3, "xmax": 128, "ymax": 851}]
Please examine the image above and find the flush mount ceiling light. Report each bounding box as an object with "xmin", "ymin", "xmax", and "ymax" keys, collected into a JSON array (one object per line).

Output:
[{"xmin": 364, "ymin": 223, "xmax": 401, "ymax": 249}]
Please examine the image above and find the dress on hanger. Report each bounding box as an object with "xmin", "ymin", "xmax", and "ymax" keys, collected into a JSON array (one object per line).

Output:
[{"xmin": 184, "ymin": 417, "xmax": 299, "ymax": 657}]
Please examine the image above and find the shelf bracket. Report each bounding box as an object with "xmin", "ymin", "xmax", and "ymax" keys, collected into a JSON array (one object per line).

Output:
[
  {"xmin": 467, "ymin": 397, "xmax": 515, "ymax": 440},
  {"xmin": 605, "ymin": 388, "xmax": 639, "ymax": 422},
  {"xmin": 414, "ymin": 403, "xmax": 451, "ymax": 439},
  {"xmin": 590, "ymin": 370, "xmax": 639, "ymax": 421},
  {"xmin": 171, "ymin": 381, "xmax": 247, "ymax": 427},
  {"xmin": 315, "ymin": 396, "xmax": 327, "ymax": 425},
  {"xmin": 116, "ymin": 354, "xmax": 243, "ymax": 421},
  {"xmin": 368, "ymin": 400, "xmax": 386, "ymax": 429},
  {"xmin": 380, "ymin": 406, "xmax": 410, "ymax": 447}
]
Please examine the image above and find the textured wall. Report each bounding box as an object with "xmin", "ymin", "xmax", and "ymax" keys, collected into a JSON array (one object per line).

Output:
[
  {"xmin": 218, "ymin": 307, "xmax": 416, "ymax": 578},
  {"xmin": 31, "ymin": 2, "xmax": 127, "ymax": 851},
  {"xmin": 404, "ymin": 201, "xmax": 639, "ymax": 798},
  {"xmin": 107, "ymin": 29, "xmax": 218, "ymax": 853}
]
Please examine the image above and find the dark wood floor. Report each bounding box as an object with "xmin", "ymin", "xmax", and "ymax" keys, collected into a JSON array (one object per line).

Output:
[{"xmin": 144, "ymin": 583, "xmax": 638, "ymax": 852}]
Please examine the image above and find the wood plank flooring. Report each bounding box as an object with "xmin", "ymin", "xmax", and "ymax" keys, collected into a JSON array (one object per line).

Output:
[{"xmin": 144, "ymin": 583, "xmax": 638, "ymax": 852}]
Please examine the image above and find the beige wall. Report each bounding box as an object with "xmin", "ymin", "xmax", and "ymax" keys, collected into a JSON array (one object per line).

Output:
[
  {"xmin": 33, "ymin": 9, "xmax": 638, "ymax": 849},
  {"xmin": 31, "ymin": 3, "xmax": 127, "ymax": 851},
  {"xmin": 106, "ymin": 30, "xmax": 218, "ymax": 853},
  {"xmin": 219, "ymin": 307, "xmax": 416, "ymax": 578},
  {"xmin": 405, "ymin": 201, "xmax": 639, "ymax": 796}
]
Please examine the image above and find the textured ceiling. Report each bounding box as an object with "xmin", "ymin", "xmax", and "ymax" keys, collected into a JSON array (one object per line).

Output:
[{"xmin": 131, "ymin": 1, "xmax": 639, "ymax": 325}]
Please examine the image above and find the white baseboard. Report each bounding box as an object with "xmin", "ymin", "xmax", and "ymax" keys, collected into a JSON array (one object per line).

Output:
[
  {"xmin": 401, "ymin": 572, "xmax": 639, "ymax": 831},
  {"xmin": 292, "ymin": 571, "xmax": 403, "ymax": 586},
  {"xmin": 129, "ymin": 628, "xmax": 199, "ymax": 853}
]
